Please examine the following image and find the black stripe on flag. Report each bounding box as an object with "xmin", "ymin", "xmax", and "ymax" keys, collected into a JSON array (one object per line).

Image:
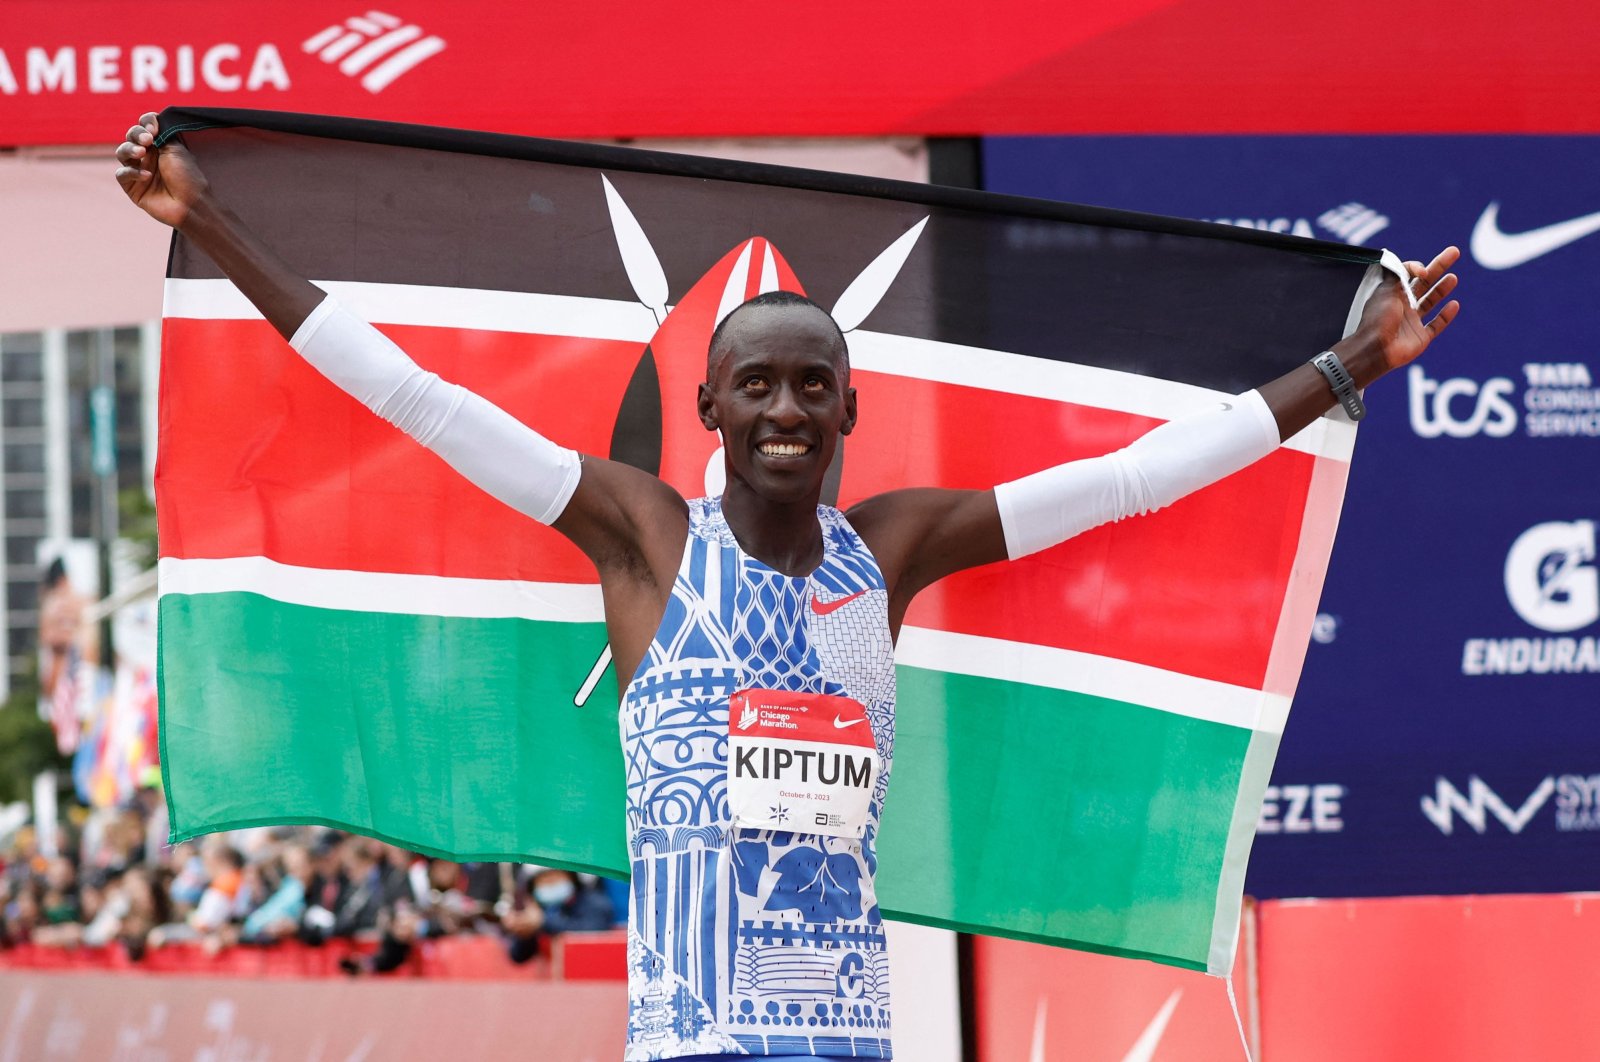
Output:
[{"xmin": 160, "ymin": 107, "xmax": 1381, "ymax": 394}]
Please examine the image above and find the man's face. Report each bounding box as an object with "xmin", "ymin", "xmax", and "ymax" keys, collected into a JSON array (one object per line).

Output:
[{"xmin": 698, "ymin": 304, "xmax": 856, "ymax": 504}]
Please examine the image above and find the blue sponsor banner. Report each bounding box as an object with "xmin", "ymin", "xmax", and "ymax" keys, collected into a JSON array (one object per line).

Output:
[{"xmin": 983, "ymin": 136, "xmax": 1600, "ymax": 898}]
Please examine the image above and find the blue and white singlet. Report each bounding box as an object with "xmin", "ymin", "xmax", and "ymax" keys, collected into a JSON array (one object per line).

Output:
[{"xmin": 622, "ymin": 497, "xmax": 896, "ymax": 1060}]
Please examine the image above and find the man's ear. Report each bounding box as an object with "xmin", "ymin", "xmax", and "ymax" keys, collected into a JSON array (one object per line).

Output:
[
  {"xmin": 697, "ymin": 381, "xmax": 718, "ymax": 431},
  {"xmin": 840, "ymin": 385, "xmax": 858, "ymax": 437}
]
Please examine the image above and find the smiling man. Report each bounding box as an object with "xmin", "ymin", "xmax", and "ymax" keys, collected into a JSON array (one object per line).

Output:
[{"xmin": 117, "ymin": 112, "xmax": 1458, "ymax": 1061}]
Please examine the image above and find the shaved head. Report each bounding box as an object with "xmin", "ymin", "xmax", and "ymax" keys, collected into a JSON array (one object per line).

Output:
[{"xmin": 706, "ymin": 291, "xmax": 848, "ymax": 383}]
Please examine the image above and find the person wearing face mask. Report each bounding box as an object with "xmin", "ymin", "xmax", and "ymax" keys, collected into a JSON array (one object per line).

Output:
[{"xmin": 503, "ymin": 867, "xmax": 617, "ymax": 965}]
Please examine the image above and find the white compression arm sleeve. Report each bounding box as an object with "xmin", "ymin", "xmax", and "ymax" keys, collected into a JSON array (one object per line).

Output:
[
  {"xmin": 288, "ymin": 295, "xmax": 581, "ymax": 525},
  {"xmin": 993, "ymin": 389, "xmax": 1282, "ymax": 559}
]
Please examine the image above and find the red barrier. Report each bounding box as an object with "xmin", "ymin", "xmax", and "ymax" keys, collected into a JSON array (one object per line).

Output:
[
  {"xmin": 973, "ymin": 894, "xmax": 1600, "ymax": 1061},
  {"xmin": 1258, "ymin": 894, "xmax": 1600, "ymax": 1061},
  {"xmin": 0, "ymin": 934, "xmax": 617, "ymax": 981},
  {"xmin": 551, "ymin": 929, "xmax": 628, "ymax": 982},
  {"xmin": 0, "ymin": 970, "xmax": 624, "ymax": 1059},
  {"xmin": 972, "ymin": 909, "xmax": 1257, "ymax": 1062}
]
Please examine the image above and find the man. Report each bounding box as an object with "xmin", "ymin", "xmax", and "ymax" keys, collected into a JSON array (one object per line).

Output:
[
  {"xmin": 117, "ymin": 112, "xmax": 1458, "ymax": 1060},
  {"xmin": 504, "ymin": 867, "xmax": 617, "ymax": 965}
]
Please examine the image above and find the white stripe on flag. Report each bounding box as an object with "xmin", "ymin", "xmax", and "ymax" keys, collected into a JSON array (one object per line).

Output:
[
  {"xmin": 158, "ymin": 555, "xmax": 1279, "ymax": 731},
  {"xmin": 164, "ymin": 277, "xmax": 659, "ymax": 343},
  {"xmin": 157, "ymin": 556, "xmax": 605, "ymax": 624},
  {"xmin": 161, "ymin": 278, "xmax": 1352, "ymax": 460},
  {"xmin": 848, "ymin": 330, "xmax": 1354, "ymax": 462},
  {"xmin": 895, "ymin": 624, "xmax": 1287, "ymax": 733}
]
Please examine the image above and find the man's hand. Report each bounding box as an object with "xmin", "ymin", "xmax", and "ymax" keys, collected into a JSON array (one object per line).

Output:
[
  {"xmin": 114, "ymin": 112, "xmax": 209, "ymax": 229},
  {"xmin": 112, "ymin": 110, "xmax": 324, "ymax": 338},
  {"xmin": 1337, "ymin": 246, "xmax": 1461, "ymax": 388}
]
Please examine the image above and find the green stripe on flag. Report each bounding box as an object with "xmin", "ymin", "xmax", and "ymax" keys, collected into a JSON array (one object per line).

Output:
[
  {"xmin": 877, "ymin": 666, "xmax": 1250, "ymax": 970},
  {"xmin": 162, "ymin": 591, "xmax": 1251, "ymax": 969},
  {"xmin": 159, "ymin": 591, "xmax": 628, "ymax": 875}
]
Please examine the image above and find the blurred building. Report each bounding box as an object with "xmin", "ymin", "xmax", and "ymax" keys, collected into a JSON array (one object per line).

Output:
[{"xmin": 0, "ymin": 322, "xmax": 157, "ymax": 698}]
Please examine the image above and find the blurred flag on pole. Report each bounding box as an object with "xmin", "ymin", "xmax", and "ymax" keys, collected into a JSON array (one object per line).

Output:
[{"xmin": 153, "ymin": 109, "xmax": 1392, "ymax": 973}]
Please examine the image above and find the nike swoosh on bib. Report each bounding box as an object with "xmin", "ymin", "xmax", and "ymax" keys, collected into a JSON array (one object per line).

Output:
[
  {"xmin": 833, "ymin": 716, "xmax": 867, "ymax": 729},
  {"xmin": 812, "ymin": 589, "xmax": 868, "ymax": 615},
  {"xmin": 1471, "ymin": 202, "xmax": 1600, "ymax": 270}
]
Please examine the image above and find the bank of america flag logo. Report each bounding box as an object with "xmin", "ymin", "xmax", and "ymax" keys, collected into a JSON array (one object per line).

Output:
[
  {"xmin": 1318, "ymin": 202, "xmax": 1390, "ymax": 246},
  {"xmin": 302, "ymin": 11, "xmax": 445, "ymax": 93}
]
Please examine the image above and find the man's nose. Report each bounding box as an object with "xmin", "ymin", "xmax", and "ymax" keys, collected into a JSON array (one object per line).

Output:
[{"xmin": 765, "ymin": 382, "xmax": 806, "ymax": 427}]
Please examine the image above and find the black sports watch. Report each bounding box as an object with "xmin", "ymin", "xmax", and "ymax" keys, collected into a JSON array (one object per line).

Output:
[{"xmin": 1310, "ymin": 350, "xmax": 1366, "ymax": 422}]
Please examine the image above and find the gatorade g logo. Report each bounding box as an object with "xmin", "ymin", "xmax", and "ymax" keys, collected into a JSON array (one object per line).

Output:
[
  {"xmin": 1408, "ymin": 364, "xmax": 1518, "ymax": 438},
  {"xmin": 1505, "ymin": 520, "xmax": 1600, "ymax": 633}
]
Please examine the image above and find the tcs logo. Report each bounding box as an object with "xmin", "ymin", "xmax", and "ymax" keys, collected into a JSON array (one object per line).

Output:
[{"xmin": 1407, "ymin": 365, "xmax": 1517, "ymax": 438}]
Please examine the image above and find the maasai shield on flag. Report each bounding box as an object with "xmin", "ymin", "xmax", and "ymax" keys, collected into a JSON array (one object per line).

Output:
[{"xmin": 155, "ymin": 108, "xmax": 1394, "ymax": 974}]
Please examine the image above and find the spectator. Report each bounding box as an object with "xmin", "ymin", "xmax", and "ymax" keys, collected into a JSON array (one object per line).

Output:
[
  {"xmin": 1, "ymin": 821, "xmax": 619, "ymax": 974},
  {"xmin": 2, "ymin": 881, "xmax": 42, "ymax": 946},
  {"xmin": 504, "ymin": 867, "xmax": 615, "ymax": 965},
  {"xmin": 166, "ymin": 842, "xmax": 208, "ymax": 914},
  {"xmin": 148, "ymin": 842, "xmax": 243, "ymax": 948},
  {"xmin": 117, "ymin": 865, "xmax": 169, "ymax": 960},
  {"xmin": 241, "ymin": 845, "xmax": 311, "ymax": 944},
  {"xmin": 329, "ymin": 840, "xmax": 408, "ymax": 939},
  {"xmin": 39, "ymin": 857, "xmax": 80, "ymax": 926}
]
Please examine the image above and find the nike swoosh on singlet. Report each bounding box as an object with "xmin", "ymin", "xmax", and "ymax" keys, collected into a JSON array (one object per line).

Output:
[
  {"xmin": 1471, "ymin": 202, "xmax": 1600, "ymax": 270},
  {"xmin": 811, "ymin": 590, "xmax": 867, "ymax": 615}
]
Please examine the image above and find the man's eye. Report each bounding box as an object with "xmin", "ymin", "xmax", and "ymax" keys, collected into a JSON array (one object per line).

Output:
[
  {"xmin": 804, "ymin": 377, "xmax": 827, "ymax": 391},
  {"xmin": 741, "ymin": 376, "xmax": 768, "ymax": 389}
]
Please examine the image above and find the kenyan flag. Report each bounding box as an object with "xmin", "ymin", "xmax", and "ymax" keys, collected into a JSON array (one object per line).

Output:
[{"xmin": 155, "ymin": 109, "xmax": 1386, "ymax": 973}]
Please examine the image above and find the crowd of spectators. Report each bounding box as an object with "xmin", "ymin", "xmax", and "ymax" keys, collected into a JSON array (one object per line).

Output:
[{"xmin": 0, "ymin": 784, "xmax": 623, "ymax": 972}]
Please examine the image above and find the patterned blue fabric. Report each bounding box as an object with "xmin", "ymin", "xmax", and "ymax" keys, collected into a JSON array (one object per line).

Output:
[{"xmin": 622, "ymin": 498, "xmax": 897, "ymax": 1060}]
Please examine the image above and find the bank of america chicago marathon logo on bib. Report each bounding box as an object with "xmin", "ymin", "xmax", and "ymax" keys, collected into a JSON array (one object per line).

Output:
[
  {"xmin": 1461, "ymin": 519, "xmax": 1600, "ymax": 676},
  {"xmin": 728, "ymin": 689, "xmax": 877, "ymax": 838}
]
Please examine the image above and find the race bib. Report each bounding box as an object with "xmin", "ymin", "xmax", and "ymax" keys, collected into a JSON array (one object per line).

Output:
[{"xmin": 727, "ymin": 688, "xmax": 878, "ymax": 838}]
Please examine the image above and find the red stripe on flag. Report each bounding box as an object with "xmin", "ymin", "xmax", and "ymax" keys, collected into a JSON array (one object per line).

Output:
[
  {"xmin": 159, "ymin": 319, "xmax": 1313, "ymax": 688},
  {"xmin": 157, "ymin": 318, "xmax": 634, "ymax": 584},
  {"xmin": 839, "ymin": 374, "xmax": 1313, "ymax": 689}
]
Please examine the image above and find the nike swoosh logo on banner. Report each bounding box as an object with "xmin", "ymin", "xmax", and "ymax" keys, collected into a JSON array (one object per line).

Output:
[
  {"xmin": 833, "ymin": 716, "xmax": 866, "ymax": 729},
  {"xmin": 811, "ymin": 590, "xmax": 867, "ymax": 615},
  {"xmin": 1471, "ymin": 202, "xmax": 1600, "ymax": 270}
]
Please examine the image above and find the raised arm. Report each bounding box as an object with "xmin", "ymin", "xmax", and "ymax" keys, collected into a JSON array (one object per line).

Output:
[
  {"xmin": 851, "ymin": 249, "xmax": 1461, "ymax": 633},
  {"xmin": 115, "ymin": 115, "xmax": 687, "ymax": 643}
]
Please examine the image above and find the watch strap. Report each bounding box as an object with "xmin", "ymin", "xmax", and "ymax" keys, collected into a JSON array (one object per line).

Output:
[{"xmin": 1311, "ymin": 350, "xmax": 1366, "ymax": 422}]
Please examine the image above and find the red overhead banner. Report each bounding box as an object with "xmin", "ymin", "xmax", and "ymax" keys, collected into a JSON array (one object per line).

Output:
[{"xmin": 3, "ymin": 0, "xmax": 1595, "ymax": 146}]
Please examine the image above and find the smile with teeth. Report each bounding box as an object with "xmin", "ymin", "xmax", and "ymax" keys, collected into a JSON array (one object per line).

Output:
[{"xmin": 758, "ymin": 441, "xmax": 812, "ymax": 457}]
